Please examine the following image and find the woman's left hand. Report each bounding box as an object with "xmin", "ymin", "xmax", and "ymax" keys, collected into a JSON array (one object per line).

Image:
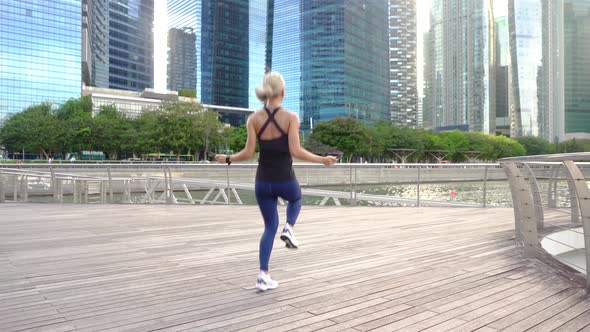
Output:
[{"xmin": 214, "ymin": 154, "xmax": 228, "ymax": 164}]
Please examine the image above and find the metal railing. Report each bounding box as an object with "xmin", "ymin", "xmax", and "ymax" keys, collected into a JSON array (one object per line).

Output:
[
  {"xmin": 0, "ymin": 163, "xmax": 505, "ymax": 207},
  {"xmin": 499, "ymin": 153, "xmax": 590, "ymax": 288}
]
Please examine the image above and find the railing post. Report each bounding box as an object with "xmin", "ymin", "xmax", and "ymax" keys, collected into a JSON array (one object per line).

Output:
[
  {"xmin": 350, "ymin": 164, "xmax": 356, "ymax": 206},
  {"xmin": 523, "ymin": 164, "xmax": 544, "ymax": 230},
  {"xmin": 0, "ymin": 170, "xmax": 4, "ymax": 203},
  {"xmin": 501, "ymin": 162, "xmax": 539, "ymax": 256},
  {"xmin": 107, "ymin": 166, "xmax": 113, "ymax": 203},
  {"xmin": 482, "ymin": 165, "xmax": 488, "ymax": 207},
  {"xmin": 562, "ymin": 160, "xmax": 590, "ymax": 288},
  {"xmin": 416, "ymin": 166, "xmax": 421, "ymax": 207},
  {"xmin": 21, "ymin": 175, "xmax": 28, "ymax": 202},
  {"xmin": 226, "ymin": 164, "xmax": 231, "ymax": 205}
]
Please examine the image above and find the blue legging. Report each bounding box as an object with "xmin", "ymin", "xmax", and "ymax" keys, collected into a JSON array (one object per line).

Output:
[{"xmin": 255, "ymin": 179, "xmax": 302, "ymax": 271}]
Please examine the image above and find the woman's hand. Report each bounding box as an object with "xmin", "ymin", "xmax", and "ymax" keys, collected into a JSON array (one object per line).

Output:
[
  {"xmin": 322, "ymin": 156, "xmax": 338, "ymax": 166},
  {"xmin": 214, "ymin": 154, "xmax": 228, "ymax": 164}
]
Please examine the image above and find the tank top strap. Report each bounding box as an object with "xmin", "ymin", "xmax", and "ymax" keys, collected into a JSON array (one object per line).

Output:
[{"xmin": 257, "ymin": 106, "xmax": 288, "ymax": 139}]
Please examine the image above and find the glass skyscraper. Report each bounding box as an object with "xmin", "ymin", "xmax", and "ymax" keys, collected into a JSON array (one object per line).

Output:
[
  {"xmin": 564, "ymin": 0, "xmax": 590, "ymax": 135},
  {"xmin": 82, "ymin": 0, "xmax": 109, "ymax": 88},
  {"xmin": 389, "ymin": 0, "xmax": 418, "ymax": 128},
  {"xmin": 425, "ymin": 0, "xmax": 496, "ymax": 134},
  {"xmin": 108, "ymin": 0, "xmax": 154, "ymax": 91},
  {"xmin": 0, "ymin": 0, "xmax": 81, "ymax": 121},
  {"xmin": 201, "ymin": 0, "xmax": 249, "ymax": 108},
  {"xmin": 167, "ymin": 28, "xmax": 196, "ymax": 92},
  {"xmin": 248, "ymin": 0, "xmax": 268, "ymax": 110},
  {"xmin": 508, "ymin": 0, "xmax": 563, "ymax": 140},
  {"xmin": 271, "ymin": 0, "xmax": 302, "ymax": 117},
  {"xmin": 273, "ymin": 0, "xmax": 390, "ymax": 129},
  {"xmin": 167, "ymin": 0, "xmax": 198, "ymax": 92}
]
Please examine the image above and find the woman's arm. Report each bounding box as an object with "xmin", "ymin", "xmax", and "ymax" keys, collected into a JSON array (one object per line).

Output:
[
  {"xmin": 215, "ymin": 117, "xmax": 257, "ymax": 163},
  {"xmin": 288, "ymin": 114, "xmax": 337, "ymax": 166}
]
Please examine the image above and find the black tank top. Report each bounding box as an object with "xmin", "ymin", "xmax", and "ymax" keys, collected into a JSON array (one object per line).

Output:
[{"xmin": 255, "ymin": 106, "xmax": 296, "ymax": 182}]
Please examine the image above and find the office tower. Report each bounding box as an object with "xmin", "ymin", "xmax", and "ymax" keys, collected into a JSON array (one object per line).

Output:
[
  {"xmin": 167, "ymin": 28, "xmax": 196, "ymax": 92},
  {"xmin": 200, "ymin": 0, "xmax": 250, "ymax": 108},
  {"xmin": 0, "ymin": 0, "xmax": 81, "ymax": 121},
  {"xmin": 108, "ymin": 0, "xmax": 154, "ymax": 91},
  {"xmin": 272, "ymin": 0, "xmax": 390, "ymax": 129},
  {"xmin": 508, "ymin": 0, "xmax": 563, "ymax": 140},
  {"xmin": 426, "ymin": 0, "xmax": 496, "ymax": 134},
  {"xmin": 82, "ymin": 0, "xmax": 109, "ymax": 88},
  {"xmin": 167, "ymin": 0, "xmax": 198, "ymax": 93},
  {"xmin": 564, "ymin": 0, "xmax": 590, "ymax": 136},
  {"xmin": 389, "ymin": 0, "xmax": 418, "ymax": 128},
  {"xmin": 422, "ymin": 31, "xmax": 433, "ymax": 129},
  {"xmin": 248, "ymin": 0, "xmax": 268, "ymax": 109},
  {"xmin": 268, "ymin": 0, "xmax": 301, "ymax": 116},
  {"xmin": 495, "ymin": 16, "xmax": 510, "ymax": 136}
]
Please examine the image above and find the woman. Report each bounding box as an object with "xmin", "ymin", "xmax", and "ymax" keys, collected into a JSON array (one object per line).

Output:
[{"xmin": 215, "ymin": 72, "xmax": 337, "ymax": 291}]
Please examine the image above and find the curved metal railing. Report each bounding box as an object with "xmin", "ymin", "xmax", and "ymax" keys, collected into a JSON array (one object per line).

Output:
[{"xmin": 499, "ymin": 153, "xmax": 590, "ymax": 288}]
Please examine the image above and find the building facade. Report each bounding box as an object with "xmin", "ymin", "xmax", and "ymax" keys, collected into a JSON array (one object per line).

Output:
[
  {"xmin": 200, "ymin": 0, "xmax": 250, "ymax": 108},
  {"xmin": 167, "ymin": 0, "xmax": 198, "ymax": 93},
  {"xmin": 167, "ymin": 28, "xmax": 197, "ymax": 92},
  {"xmin": 425, "ymin": 0, "xmax": 496, "ymax": 134},
  {"xmin": 272, "ymin": 0, "xmax": 390, "ymax": 129},
  {"xmin": 564, "ymin": 0, "xmax": 590, "ymax": 136},
  {"xmin": 389, "ymin": 0, "xmax": 417, "ymax": 128},
  {"xmin": 507, "ymin": 0, "xmax": 564, "ymax": 141},
  {"xmin": 108, "ymin": 0, "xmax": 154, "ymax": 91},
  {"xmin": 82, "ymin": 0, "xmax": 109, "ymax": 88},
  {"xmin": 0, "ymin": 0, "xmax": 81, "ymax": 121}
]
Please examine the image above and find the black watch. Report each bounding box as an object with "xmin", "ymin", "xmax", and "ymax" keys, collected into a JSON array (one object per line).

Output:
[{"xmin": 225, "ymin": 155, "xmax": 231, "ymax": 165}]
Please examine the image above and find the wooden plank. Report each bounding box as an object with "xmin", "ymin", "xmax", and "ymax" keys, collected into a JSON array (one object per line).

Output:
[{"xmin": 0, "ymin": 204, "xmax": 587, "ymax": 332}]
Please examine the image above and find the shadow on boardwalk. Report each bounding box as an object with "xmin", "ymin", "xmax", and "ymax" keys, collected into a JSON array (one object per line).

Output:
[{"xmin": 0, "ymin": 204, "xmax": 588, "ymax": 332}]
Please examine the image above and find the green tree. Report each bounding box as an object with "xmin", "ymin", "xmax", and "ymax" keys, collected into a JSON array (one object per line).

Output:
[
  {"xmin": 55, "ymin": 97, "xmax": 94, "ymax": 155},
  {"xmin": 92, "ymin": 105, "xmax": 132, "ymax": 159},
  {"xmin": 515, "ymin": 136, "xmax": 553, "ymax": 155},
  {"xmin": 226, "ymin": 125, "xmax": 248, "ymax": 153},
  {"xmin": 158, "ymin": 101, "xmax": 202, "ymax": 160},
  {"xmin": 310, "ymin": 117, "xmax": 370, "ymax": 162},
  {"xmin": 0, "ymin": 103, "xmax": 60, "ymax": 159},
  {"xmin": 194, "ymin": 110, "xmax": 224, "ymax": 160}
]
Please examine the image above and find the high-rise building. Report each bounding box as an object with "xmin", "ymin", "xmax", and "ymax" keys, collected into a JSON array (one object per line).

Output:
[
  {"xmin": 495, "ymin": 16, "xmax": 510, "ymax": 136},
  {"xmin": 248, "ymin": 0, "xmax": 268, "ymax": 110},
  {"xmin": 167, "ymin": 0, "xmax": 198, "ymax": 93},
  {"xmin": 0, "ymin": 0, "xmax": 81, "ymax": 121},
  {"xmin": 389, "ymin": 0, "xmax": 417, "ymax": 128},
  {"xmin": 167, "ymin": 28, "xmax": 196, "ymax": 92},
  {"xmin": 272, "ymin": 0, "xmax": 390, "ymax": 129},
  {"xmin": 425, "ymin": 0, "xmax": 496, "ymax": 134},
  {"xmin": 200, "ymin": 0, "xmax": 250, "ymax": 108},
  {"xmin": 507, "ymin": 0, "xmax": 563, "ymax": 140},
  {"xmin": 422, "ymin": 31, "xmax": 433, "ymax": 129},
  {"xmin": 269, "ymin": 0, "xmax": 301, "ymax": 117},
  {"xmin": 108, "ymin": 0, "xmax": 154, "ymax": 91},
  {"xmin": 82, "ymin": 0, "xmax": 109, "ymax": 88},
  {"xmin": 564, "ymin": 0, "xmax": 590, "ymax": 136}
]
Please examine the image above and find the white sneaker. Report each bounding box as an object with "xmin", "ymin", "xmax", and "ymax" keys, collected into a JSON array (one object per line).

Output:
[
  {"xmin": 255, "ymin": 272, "xmax": 278, "ymax": 291},
  {"xmin": 280, "ymin": 224, "xmax": 299, "ymax": 249}
]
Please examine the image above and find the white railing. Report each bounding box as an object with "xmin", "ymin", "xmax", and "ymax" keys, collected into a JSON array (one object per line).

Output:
[{"xmin": 0, "ymin": 163, "xmax": 504, "ymax": 207}]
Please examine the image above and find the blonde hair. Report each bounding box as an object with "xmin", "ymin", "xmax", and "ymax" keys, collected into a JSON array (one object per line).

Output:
[{"xmin": 255, "ymin": 71, "xmax": 285, "ymax": 102}]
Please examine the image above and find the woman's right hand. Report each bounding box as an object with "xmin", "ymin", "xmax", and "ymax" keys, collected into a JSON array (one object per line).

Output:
[{"xmin": 322, "ymin": 156, "xmax": 338, "ymax": 166}]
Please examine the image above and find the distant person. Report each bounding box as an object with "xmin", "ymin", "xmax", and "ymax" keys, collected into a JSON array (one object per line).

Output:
[
  {"xmin": 48, "ymin": 157, "xmax": 52, "ymax": 164},
  {"xmin": 17, "ymin": 159, "xmax": 23, "ymax": 169},
  {"xmin": 70, "ymin": 156, "xmax": 76, "ymax": 162},
  {"xmin": 215, "ymin": 71, "xmax": 337, "ymax": 291}
]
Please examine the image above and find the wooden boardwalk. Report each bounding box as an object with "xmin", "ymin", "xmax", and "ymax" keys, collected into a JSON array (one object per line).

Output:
[{"xmin": 0, "ymin": 204, "xmax": 589, "ymax": 332}]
